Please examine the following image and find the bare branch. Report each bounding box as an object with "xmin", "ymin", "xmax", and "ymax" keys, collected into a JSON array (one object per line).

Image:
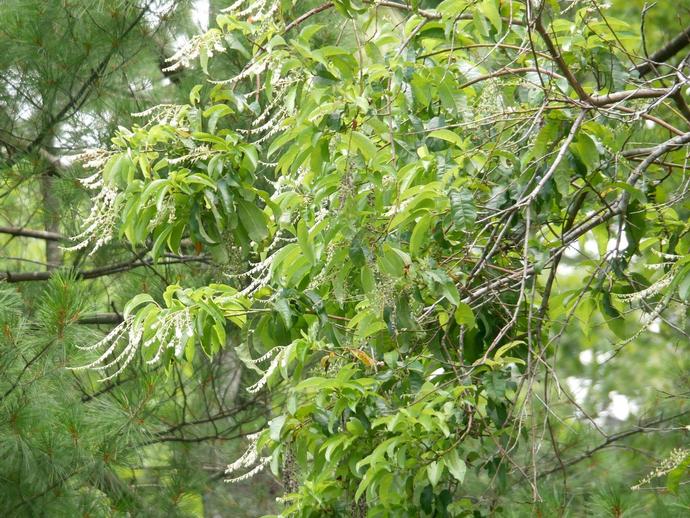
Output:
[
  {"xmin": 635, "ymin": 24, "xmax": 690, "ymax": 77},
  {"xmin": 539, "ymin": 411, "xmax": 690, "ymax": 478},
  {"xmin": 0, "ymin": 255, "xmax": 208, "ymax": 283},
  {"xmin": 77, "ymin": 313, "xmax": 123, "ymax": 325},
  {"xmin": 0, "ymin": 226, "xmax": 62, "ymax": 241}
]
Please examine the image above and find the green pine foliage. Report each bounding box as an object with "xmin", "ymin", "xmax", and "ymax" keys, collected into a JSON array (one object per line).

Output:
[
  {"xmin": 0, "ymin": 275, "xmax": 278, "ymax": 516},
  {"xmin": 1, "ymin": 1, "xmax": 280, "ymax": 516}
]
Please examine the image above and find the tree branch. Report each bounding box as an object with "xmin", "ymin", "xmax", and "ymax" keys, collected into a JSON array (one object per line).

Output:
[
  {"xmin": 589, "ymin": 87, "xmax": 673, "ymax": 106},
  {"xmin": 0, "ymin": 225, "xmax": 62, "ymax": 241},
  {"xmin": 77, "ymin": 313, "xmax": 123, "ymax": 325},
  {"xmin": 635, "ymin": 24, "xmax": 690, "ymax": 77},
  {"xmin": 0, "ymin": 255, "xmax": 208, "ymax": 283},
  {"xmin": 539, "ymin": 411, "xmax": 690, "ymax": 478},
  {"xmin": 535, "ymin": 17, "xmax": 590, "ymax": 101},
  {"xmin": 285, "ymin": 2, "xmax": 334, "ymax": 33}
]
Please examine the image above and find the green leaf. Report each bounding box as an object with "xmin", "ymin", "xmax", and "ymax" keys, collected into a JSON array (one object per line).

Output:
[
  {"xmin": 667, "ymin": 452, "xmax": 690, "ymax": 494},
  {"xmin": 449, "ymin": 188, "xmax": 476, "ymax": 231},
  {"xmin": 454, "ymin": 303, "xmax": 476, "ymax": 328},
  {"xmin": 350, "ymin": 130, "xmax": 377, "ymax": 161},
  {"xmin": 480, "ymin": 0, "xmax": 502, "ymax": 32},
  {"xmin": 151, "ymin": 225, "xmax": 174, "ymax": 260},
  {"xmin": 189, "ymin": 84, "xmax": 203, "ymax": 105},
  {"xmin": 410, "ymin": 214, "xmax": 433, "ymax": 258},
  {"xmin": 598, "ymin": 291, "xmax": 629, "ymax": 339},
  {"xmin": 420, "ymin": 485, "xmax": 434, "ymax": 514},
  {"xmin": 321, "ymin": 434, "xmax": 348, "ymax": 462},
  {"xmin": 427, "ymin": 461, "xmax": 444, "ymax": 487},
  {"xmin": 428, "ymin": 129, "xmax": 463, "ymax": 147},
  {"xmin": 199, "ymin": 45, "xmax": 209, "ymax": 74},
  {"xmin": 361, "ymin": 265, "xmax": 376, "ymax": 293},
  {"xmin": 274, "ymin": 298, "xmax": 292, "ymax": 328},
  {"xmin": 677, "ymin": 265, "xmax": 690, "ymax": 301},
  {"xmin": 269, "ymin": 415, "xmax": 287, "ymax": 441},
  {"xmin": 624, "ymin": 200, "xmax": 647, "ymax": 258},
  {"xmin": 297, "ymin": 220, "xmax": 315, "ymax": 264},
  {"xmin": 443, "ymin": 450, "xmax": 466, "ymax": 483},
  {"xmin": 378, "ymin": 244, "xmax": 405, "ymax": 277},
  {"xmin": 204, "ymin": 104, "xmax": 233, "ymax": 133},
  {"xmin": 572, "ymin": 133, "xmax": 599, "ymax": 172},
  {"xmin": 355, "ymin": 466, "xmax": 385, "ymax": 501},
  {"xmin": 123, "ymin": 293, "xmax": 155, "ymax": 319},
  {"xmin": 237, "ymin": 200, "xmax": 269, "ymax": 242},
  {"xmin": 361, "ymin": 320, "xmax": 387, "ymax": 338},
  {"xmin": 442, "ymin": 279, "xmax": 460, "ymax": 306}
]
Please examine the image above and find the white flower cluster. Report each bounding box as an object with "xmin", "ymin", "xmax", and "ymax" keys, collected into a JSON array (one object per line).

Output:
[
  {"xmin": 246, "ymin": 346, "xmax": 285, "ymax": 393},
  {"xmin": 64, "ymin": 186, "xmax": 122, "ymax": 254},
  {"xmin": 78, "ymin": 171, "xmax": 104, "ymax": 190},
  {"xmin": 645, "ymin": 261, "xmax": 674, "ymax": 271},
  {"xmin": 167, "ymin": 145, "xmax": 215, "ymax": 165},
  {"xmin": 652, "ymin": 249, "xmax": 682, "ymax": 261},
  {"xmin": 229, "ymin": 254, "xmax": 274, "ymax": 296},
  {"xmin": 237, "ymin": 75, "xmax": 298, "ymax": 141},
  {"xmin": 211, "ymin": 36, "xmax": 295, "ymax": 88},
  {"xmin": 70, "ymin": 316, "xmax": 143, "ymax": 381},
  {"xmin": 225, "ymin": 431, "xmax": 272, "ymax": 483},
  {"xmin": 615, "ymin": 270, "xmax": 673, "ymax": 303},
  {"xmin": 71, "ymin": 305, "xmax": 197, "ymax": 380},
  {"xmin": 149, "ymin": 197, "xmax": 177, "ymax": 228},
  {"xmin": 142, "ymin": 307, "xmax": 195, "ymax": 364},
  {"xmin": 244, "ymin": 346, "xmax": 283, "ymax": 365},
  {"xmin": 609, "ymin": 263, "xmax": 681, "ymax": 352},
  {"xmin": 131, "ymin": 104, "xmax": 190, "ymax": 128},
  {"xmin": 226, "ymin": 230, "xmax": 296, "ymax": 297},
  {"xmin": 307, "ymin": 241, "xmax": 334, "ymax": 291},
  {"xmin": 221, "ymin": 0, "xmax": 280, "ymax": 25},
  {"xmin": 76, "ymin": 148, "xmax": 117, "ymax": 171},
  {"xmin": 632, "ymin": 448, "xmax": 690, "ymax": 490},
  {"xmin": 163, "ymin": 29, "xmax": 225, "ymax": 72},
  {"xmin": 223, "ymin": 57, "xmax": 271, "ymax": 86}
]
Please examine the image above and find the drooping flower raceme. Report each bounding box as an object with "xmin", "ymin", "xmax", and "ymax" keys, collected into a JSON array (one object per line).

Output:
[
  {"xmin": 224, "ymin": 431, "xmax": 271, "ymax": 483},
  {"xmin": 163, "ymin": 29, "xmax": 225, "ymax": 72},
  {"xmin": 64, "ymin": 184, "xmax": 122, "ymax": 255},
  {"xmin": 69, "ymin": 316, "xmax": 143, "ymax": 381}
]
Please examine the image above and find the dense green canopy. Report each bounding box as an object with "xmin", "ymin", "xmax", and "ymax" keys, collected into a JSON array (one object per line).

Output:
[{"xmin": 2, "ymin": 1, "xmax": 690, "ymax": 516}]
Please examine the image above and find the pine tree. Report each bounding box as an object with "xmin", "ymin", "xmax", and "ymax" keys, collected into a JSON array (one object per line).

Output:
[{"xmin": 1, "ymin": 1, "xmax": 277, "ymax": 516}]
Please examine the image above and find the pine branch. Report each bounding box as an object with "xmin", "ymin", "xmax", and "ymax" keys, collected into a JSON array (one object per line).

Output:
[
  {"xmin": 2, "ymin": 2, "xmax": 154, "ymax": 169},
  {"xmin": 29, "ymin": 5, "xmax": 152, "ymax": 151},
  {"xmin": 80, "ymin": 366, "xmax": 162, "ymax": 402},
  {"xmin": 0, "ymin": 340, "xmax": 54, "ymax": 403}
]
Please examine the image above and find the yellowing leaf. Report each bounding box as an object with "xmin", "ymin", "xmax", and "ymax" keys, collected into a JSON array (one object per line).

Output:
[{"xmin": 349, "ymin": 348, "xmax": 377, "ymax": 368}]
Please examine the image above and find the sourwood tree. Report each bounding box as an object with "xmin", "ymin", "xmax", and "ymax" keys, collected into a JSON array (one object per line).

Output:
[{"xmin": 5, "ymin": 0, "xmax": 690, "ymax": 516}]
